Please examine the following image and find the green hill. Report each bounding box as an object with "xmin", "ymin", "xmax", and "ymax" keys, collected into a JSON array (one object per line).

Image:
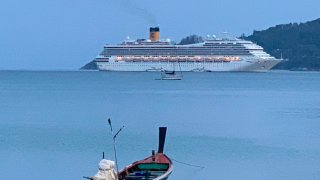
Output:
[
  {"xmin": 245, "ymin": 18, "xmax": 320, "ymax": 70},
  {"xmin": 80, "ymin": 60, "xmax": 97, "ymax": 70}
]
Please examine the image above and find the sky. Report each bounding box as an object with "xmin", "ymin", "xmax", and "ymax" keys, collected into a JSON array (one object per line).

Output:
[{"xmin": 0, "ymin": 0, "xmax": 319, "ymax": 70}]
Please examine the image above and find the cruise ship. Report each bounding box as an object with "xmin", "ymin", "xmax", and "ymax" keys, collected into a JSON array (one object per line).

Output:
[{"xmin": 94, "ymin": 27, "xmax": 282, "ymax": 72}]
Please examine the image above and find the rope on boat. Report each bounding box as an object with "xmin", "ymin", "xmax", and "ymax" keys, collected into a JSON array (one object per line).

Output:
[{"xmin": 171, "ymin": 158, "xmax": 205, "ymax": 169}]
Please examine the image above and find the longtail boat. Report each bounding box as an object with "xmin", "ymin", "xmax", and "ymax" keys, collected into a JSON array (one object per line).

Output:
[{"xmin": 118, "ymin": 127, "xmax": 173, "ymax": 180}]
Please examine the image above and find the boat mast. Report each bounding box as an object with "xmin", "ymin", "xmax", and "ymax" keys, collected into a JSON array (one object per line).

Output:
[
  {"xmin": 158, "ymin": 127, "xmax": 167, "ymax": 153},
  {"xmin": 108, "ymin": 118, "xmax": 124, "ymax": 175}
]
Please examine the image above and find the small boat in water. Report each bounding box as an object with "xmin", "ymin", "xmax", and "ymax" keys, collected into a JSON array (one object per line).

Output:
[
  {"xmin": 156, "ymin": 62, "xmax": 183, "ymax": 80},
  {"xmin": 192, "ymin": 67, "xmax": 211, "ymax": 72},
  {"xmin": 158, "ymin": 71, "xmax": 182, "ymax": 80},
  {"xmin": 118, "ymin": 127, "xmax": 173, "ymax": 180},
  {"xmin": 146, "ymin": 67, "xmax": 165, "ymax": 72}
]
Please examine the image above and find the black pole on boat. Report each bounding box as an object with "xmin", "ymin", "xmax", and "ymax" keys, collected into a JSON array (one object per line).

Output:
[
  {"xmin": 107, "ymin": 118, "xmax": 124, "ymax": 176},
  {"xmin": 158, "ymin": 127, "xmax": 167, "ymax": 153}
]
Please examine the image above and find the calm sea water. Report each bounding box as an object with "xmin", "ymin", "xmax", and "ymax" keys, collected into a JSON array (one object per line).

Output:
[{"xmin": 0, "ymin": 71, "xmax": 320, "ymax": 180}]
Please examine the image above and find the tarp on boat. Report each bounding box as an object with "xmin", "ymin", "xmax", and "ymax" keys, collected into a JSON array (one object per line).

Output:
[{"xmin": 92, "ymin": 159, "xmax": 117, "ymax": 180}]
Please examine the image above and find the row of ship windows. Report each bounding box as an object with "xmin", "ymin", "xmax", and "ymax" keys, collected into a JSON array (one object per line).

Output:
[
  {"xmin": 101, "ymin": 52, "xmax": 251, "ymax": 57},
  {"xmin": 106, "ymin": 46, "xmax": 246, "ymax": 49},
  {"xmin": 108, "ymin": 63, "xmax": 233, "ymax": 67},
  {"xmin": 105, "ymin": 49, "xmax": 247, "ymax": 51},
  {"xmin": 103, "ymin": 50, "xmax": 250, "ymax": 53},
  {"xmin": 205, "ymin": 43, "xmax": 238, "ymax": 45},
  {"xmin": 110, "ymin": 55, "xmax": 239, "ymax": 58},
  {"xmin": 104, "ymin": 51, "xmax": 249, "ymax": 55},
  {"xmin": 105, "ymin": 49, "xmax": 248, "ymax": 51},
  {"xmin": 104, "ymin": 50, "xmax": 249, "ymax": 53},
  {"xmin": 103, "ymin": 52, "xmax": 250, "ymax": 55}
]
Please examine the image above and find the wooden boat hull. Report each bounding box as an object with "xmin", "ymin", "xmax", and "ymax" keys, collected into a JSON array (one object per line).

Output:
[
  {"xmin": 118, "ymin": 153, "xmax": 173, "ymax": 180},
  {"xmin": 118, "ymin": 127, "xmax": 172, "ymax": 180}
]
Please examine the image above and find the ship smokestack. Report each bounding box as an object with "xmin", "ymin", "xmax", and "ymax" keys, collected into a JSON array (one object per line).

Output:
[{"xmin": 149, "ymin": 27, "xmax": 160, "ymax": 42}]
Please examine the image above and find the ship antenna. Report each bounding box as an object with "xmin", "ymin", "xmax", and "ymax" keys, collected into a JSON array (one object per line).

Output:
[{"xmin": 108, "ymin": 118, "xmax": 124, "ymax": 175}]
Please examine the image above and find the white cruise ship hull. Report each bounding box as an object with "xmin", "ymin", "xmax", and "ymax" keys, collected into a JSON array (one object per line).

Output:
[
  {"xmin": 96, "ymin": 59, "xmax": 281, "ymax": 72},
  {"xmin": 93, "ymin": 28, "xmax": 283, "ymax": 72}
]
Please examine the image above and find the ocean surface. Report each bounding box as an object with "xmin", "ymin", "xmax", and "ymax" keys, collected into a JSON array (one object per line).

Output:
[{"xmin": 0, "ymin": 70, "xmax": 320, "ymax": 180}]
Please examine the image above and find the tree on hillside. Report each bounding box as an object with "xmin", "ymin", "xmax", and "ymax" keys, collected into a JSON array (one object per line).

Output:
[{"xmin": 179, "ymin": 35, "xmax": 204, "ymax": 45}]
